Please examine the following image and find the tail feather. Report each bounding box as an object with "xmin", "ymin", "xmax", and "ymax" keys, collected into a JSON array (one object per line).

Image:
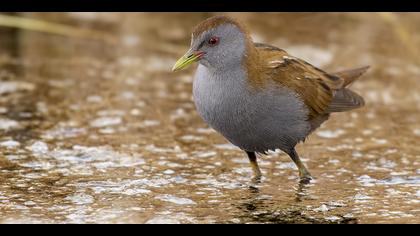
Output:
[
  {"xmin": 327, "ymin": 88, "xmax": 365, "ymax": 113},
  {"xmin": 334, "ymin": 66, "xmax": 370, "ymax": 87},
  {"xmin": 326, "ymin": 66, "xmax": 369, "ymax": 113}
]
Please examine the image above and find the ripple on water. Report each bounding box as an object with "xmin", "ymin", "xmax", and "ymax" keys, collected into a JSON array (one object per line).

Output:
[
  {"xmin": 358, "ymin": 175, "xmax": 420, "ymax": 187},
  {"xmin": 42, "ymin": 126, "xmax": 87, "ymax": 140},
  {"xmin": 97, "ymin": 109, "xmax": 126, "ymax": 117},
  {"xmin": 324, "ymin": 216, "xmax": 342, "ymax": 222},
  {"xmin": 213, "ymin": 143, "xmax": 237, "ymax": 150},
  {"xmin": 193, "ymin": 151, "xmax": 217, "ymax": 158},
  {"xmin": 145, "ymin": 144, "xmax": 180, "ymax": 153},
  {"xmin": 89, "ymin": 117, "xmax": 122, "ymax": 128},
  {"xmin": 326, "ymin": 144, "xmax": 354, "ymax": 152},
  {"xmin": 86, "ymin": 95, "xmax": 103, "ymax": 103},
  {"xmin": 0, "ymin": 140, "xmax": 21, "ymax": 149},
  {"xmin": 0, "ymin": 81, "xmax": 35, "ymax": 95},
  {"xmin": 316, "ymin": 129, "xmax": 346, "ymax": 139},
  {"xmin": 276, "ymin": 162, "xmax": 297, "ymax": 170},
  {"xmin": 119, "ymin": 91, "xmax": 135, "ymax": 100},
  {"xmin": 145, "ymin": 216, "xmax": 181, "ymax": 224},
  {"xmin": 0, "ymin": 118, "xmax": 20, "ymax": 130},
  {"xmin": 366, "ymin": 158, "xmax": 397, "ymax": 171},
  {"xmin": 139, "ymin": 120, "xmax": 160, "ymax": 128},
  {"xmin": 26, "ymin": 141, "xmax": 49, "ymax": 155},
  {"xmin": 78, "ymin": 178, "xmax": 170, "ymax": 196},
  {"xmin": 163, "ymin": 169, "xmax": 175, "ymax": 175},
  {"xmin": 55, "ymin": 145, "xmax": 145, "ymax": 166},
  {"xmin": 19, "ymin": 160, "xmax": 54, "ymax": 170},
  {"xmin": 98, "ymin": 127, "xmax": 116, "ymax": 135},
  {"xmin": 0, "ymin": 107, "xmax": 8, "ymax": 114},
  {"xmin": 130, "ymin": 108, "xmax": 142, "ymax": 116},
  {"xmin": 19, "ymin": 144, "xmax": 145, "ymax": 174},
  {"xmin": 65, "ymin": 193, "xmax": 95, "ymax": 205},
  {"xmin": 180, "ymin": 135, "xmax": 204, "ymax": 142},
  {"xmin": 192, "ymin": 177, "xmax": 242, "ymax": 190},
  {"xmin": 196, "ymin": 128, "xmax": 215, "ymax": 134},
  {"xmin": 354, "ymin": 193, "xmax": 372, "ymax": 201},
  {"xmin": 155, "ymin": 194, "xmax": 196, "ymax": 205}
]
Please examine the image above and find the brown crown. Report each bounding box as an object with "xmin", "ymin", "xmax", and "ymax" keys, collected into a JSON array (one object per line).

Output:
[{"xmin": 192, "ymin": 15, "xmax": 249, "ymax": 38}]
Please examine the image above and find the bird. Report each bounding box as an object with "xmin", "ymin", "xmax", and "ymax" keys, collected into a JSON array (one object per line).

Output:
[{"xmin": 172, "ymin": 15, "xmax": 368, "ymax": 182}]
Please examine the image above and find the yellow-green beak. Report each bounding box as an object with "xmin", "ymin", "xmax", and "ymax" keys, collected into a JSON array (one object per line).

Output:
[{"xmin": 172, "ymin": 50, "xmax": 204, "ymax": 72}]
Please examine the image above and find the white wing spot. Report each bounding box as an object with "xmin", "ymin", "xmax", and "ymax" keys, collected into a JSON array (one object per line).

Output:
[
  {"xmin": 282, "ymin": 55, "xmax": 296, "ymax": 60},
  {"xmin": 267, "ymin": 60, "xmax": 285, "ymax": 68}
]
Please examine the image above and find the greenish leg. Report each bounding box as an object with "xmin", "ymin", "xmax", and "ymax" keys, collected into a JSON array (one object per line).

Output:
[
  {"xmin": 246, "ymin": 151, "xmax": 262, "ymax": 179},
  {"xmin": 288, "ymin": 148, "xmax": 312, "ymax": 181}
]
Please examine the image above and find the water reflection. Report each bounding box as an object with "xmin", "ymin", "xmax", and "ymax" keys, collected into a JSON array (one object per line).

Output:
[
  {"xmin": 234, "ymin": 182, "xmax": 336, "ymax": 224},
  {"xmin": 294, "ymin": 179, "xmax": 315, "ymax": 202}
]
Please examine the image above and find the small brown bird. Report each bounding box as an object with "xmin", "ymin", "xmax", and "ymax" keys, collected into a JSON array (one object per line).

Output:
[{"xmin": 172, "ymin": 16, "xmax": 368, "ymax": 181}]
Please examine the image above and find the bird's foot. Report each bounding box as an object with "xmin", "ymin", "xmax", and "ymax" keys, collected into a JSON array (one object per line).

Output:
[
  {"xmin": 251, "ymin": 173, "xmax": 262, "ymax": 184},
  {"xmin": 299, "ymin": 169, "xmax": 313, "ymax": 184}
]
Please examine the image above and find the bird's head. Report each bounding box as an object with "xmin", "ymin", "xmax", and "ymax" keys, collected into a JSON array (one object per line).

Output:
[{"xmin": 172, "ymin": 16, "xmax": 253, "ymax": 72}]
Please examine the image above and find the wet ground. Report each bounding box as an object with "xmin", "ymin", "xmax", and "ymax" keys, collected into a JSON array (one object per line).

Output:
[{"xmin": 0, "ymin": 13, "xmax": 419, "ymax": 223}]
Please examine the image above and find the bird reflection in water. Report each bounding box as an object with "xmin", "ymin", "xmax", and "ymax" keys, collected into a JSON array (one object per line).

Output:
[{"xmin": 232, "ymin": 178, "xmax": 318, "ymax": 223}]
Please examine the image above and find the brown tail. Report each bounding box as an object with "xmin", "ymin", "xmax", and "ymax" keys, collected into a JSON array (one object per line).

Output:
[
  {"xmin": 327, "ymin": 66, "xmax": 369, "ymax": 113},
  {"xmin": 334, "ymin": 66, "xmax": 370, "ymax": 87},
  {"xmin": 327, "ymin": 89, "xmax": 365, "ymax": 113}
]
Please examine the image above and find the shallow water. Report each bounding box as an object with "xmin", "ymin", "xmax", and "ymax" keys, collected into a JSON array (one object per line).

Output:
[{"xmin": 0, "ymin": 13, "xmax": 419, "ymax": 223}]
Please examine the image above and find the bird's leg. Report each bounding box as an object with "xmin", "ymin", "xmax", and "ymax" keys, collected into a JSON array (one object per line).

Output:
[
  {"xmin": 246, "ymin": 151, "xmax": 262, "ymax": 179},
  {"xmin": 287, "ymin": 148, "xmax": 312, "ymax": 181}
]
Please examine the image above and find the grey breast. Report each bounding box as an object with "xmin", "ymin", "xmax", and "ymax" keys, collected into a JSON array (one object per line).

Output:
[{"xmin": 193, "ymin": 64, "xmax": 311, "ymax": 153}]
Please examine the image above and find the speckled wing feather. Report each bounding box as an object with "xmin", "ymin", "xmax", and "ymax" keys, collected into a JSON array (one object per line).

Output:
[{"xmin": 253, "ymin": 43, "xmax": 345, "ymax": 120}]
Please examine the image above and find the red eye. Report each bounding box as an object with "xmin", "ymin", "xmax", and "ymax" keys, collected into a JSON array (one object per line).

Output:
[{"xmin": 208, "ymin": 36, "xmax": 219, "ymax": 46}]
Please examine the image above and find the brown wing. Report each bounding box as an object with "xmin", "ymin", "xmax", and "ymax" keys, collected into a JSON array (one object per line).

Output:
[{"xmin": 253, "ymin": 44, "xmax": 345, "ymax": 120}]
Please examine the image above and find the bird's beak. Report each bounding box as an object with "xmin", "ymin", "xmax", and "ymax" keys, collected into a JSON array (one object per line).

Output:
[{"xmin": 172, "ymin": 50, "xmax": 205, "ymax": 72}]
